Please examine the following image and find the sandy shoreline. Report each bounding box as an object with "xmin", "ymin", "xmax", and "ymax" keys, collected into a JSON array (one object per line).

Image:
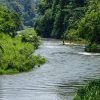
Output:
[{"xmin": 63, "ymin": 42, "xmax": 85, "ymax": 46}]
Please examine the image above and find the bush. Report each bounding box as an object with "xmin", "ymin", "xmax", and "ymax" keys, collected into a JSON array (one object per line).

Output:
[
  {"xmin": 85, "ymin": 43, "xmax": 100, "ymax": 53},
  {"xmin": 0, "ymin": 33, "xmax": 46, "ymax": 74},
  {"xmin": 65, "ymin": 29, "xmax": 79, "ymax": 41},
  {"xmin": 0, "ymin": 6, "xmax": 22, "ymax": 37},
  {"xmin": 77, "ymin": 0, "xmax": 100, "ymax": 44},
  {"xmin": 19, "ymin": 28, "xmax": 41, "ymax": 49}
]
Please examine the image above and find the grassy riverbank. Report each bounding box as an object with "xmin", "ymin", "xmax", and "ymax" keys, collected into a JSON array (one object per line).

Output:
[
  {"xmin": 0, "ymin": 29, "xmax": 46, "ymax": 74},
  {"xmin": 74, "ymin": 80, "xmax": 100, "ymax": 100}
]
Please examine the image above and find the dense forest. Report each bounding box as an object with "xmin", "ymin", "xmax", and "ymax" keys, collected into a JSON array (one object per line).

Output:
[
  {"xmin": 35, "ymin": 0, "xmax": 100, "ymax": 52},
  {"xmin": 0, "ymin": 0, "xmax": 38, "ymax": 27},
  {"xmin": 35, "ymin": 0, "xmax": 86, "ymax": 38}
]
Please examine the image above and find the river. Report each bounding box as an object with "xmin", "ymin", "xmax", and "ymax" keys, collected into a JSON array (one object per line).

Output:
[{"xmin": 0, "ymin": 39, "xmax": 100, "ymax": 100}]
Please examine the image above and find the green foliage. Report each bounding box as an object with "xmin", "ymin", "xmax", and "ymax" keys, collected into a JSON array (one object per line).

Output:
[
  {"xmin": 19, "ymin": 28, "xmax": 41, "ymax": 49},
  {"xmin": 77, "ymin": 0, "xmax": 100, "ymax": 44},
  {"xmin": 65, "ymin": 29, "xmax": 79, "ymax": 41},
  {"xmin": 35, "ymin": 9, "xmax": 54, "ymax": 37},
  {"xmin": 35, "ymin": 0, "xmax": 85, "ymax": 39},
  {"xmin": 74, "ymin": 80, "xmax": 100, "ymax": 100},
  {"xmin": 51, "ymin": 9, "xmax": 63, "ymax": 38},
  {"xmin": 0, "ymin": 33, "xmax": 46, "ymax": 74},
  {"xmin": 74, "ymin": 0, "xmax": 100, "ymax": 52},
  {"xmin": 0, "ymin": 6, "xmax": 21, "ymax": 37},
  {"xmin": 0, "ymin": 6, "xmax": 46, "ymax": 74},
  {"xmin": 36, "ymin": 0, "xmax": 100, "ymax": 52},
  {"xmin": 85, "ymin": 43, "xmax": 100, "ymax": 53},
  {"xmin": 0, "ymin": 0, "xmax": 38, "ymax": 27},
  {"xmin": 38, "ymin": 0, "xmax": 52, "ymax": 15}
]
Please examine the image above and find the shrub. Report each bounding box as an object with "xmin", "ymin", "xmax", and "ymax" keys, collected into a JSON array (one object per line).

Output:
[
  {"xmin": 85, "ymin": 43, "xmax": 100, "ymax": 53},
  {"xmin": 0, "ymin": 33, "xmax": 45, "ymax": 74},
  {"xmin": 0, "ymin": 6, "xmax": 22, "ymax": 37},
  {"xmin": 19, "ymin": 28, "xmax": 41, "ymax": 49},
  {"xmin": 65, "ymin": 29, "xmax": 79, "ymax": 42}
]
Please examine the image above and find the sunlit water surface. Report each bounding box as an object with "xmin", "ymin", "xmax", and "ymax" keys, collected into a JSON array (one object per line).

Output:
[{"xmin": 0, "ymin": 39, "xmax": 100, "ymax": 100}]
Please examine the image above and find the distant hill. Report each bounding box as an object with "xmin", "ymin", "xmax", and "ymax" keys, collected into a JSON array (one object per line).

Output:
[{"xmin": 0, "ymin": 0, "xmax": 39, "ymax": 27}]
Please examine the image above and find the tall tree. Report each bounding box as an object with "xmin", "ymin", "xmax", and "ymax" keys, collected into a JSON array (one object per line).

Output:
[{"xmin": 35, "ymin": 0, "xmax": 86, "ymax": 39}]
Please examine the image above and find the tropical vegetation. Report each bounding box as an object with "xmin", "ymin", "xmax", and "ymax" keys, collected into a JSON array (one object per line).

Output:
[
  {"xmin": 0, "ymin": 0, "xmax": 39, "ymax": 27},
  {"xmin": 0, "ymin": 6, "xmax": 45, "ymax": 74},
  {"xmin": 34, "ymin": 0, "xmax": 100, "ymax": 99},
  {"xmin": 35, "ymin": 0, "xmax": 100, "ymax": 53}
]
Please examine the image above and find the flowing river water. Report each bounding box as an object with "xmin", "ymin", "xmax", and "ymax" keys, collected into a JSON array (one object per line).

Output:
[{"xmin": 0, "ymin": 39, "xmax": 100, "ymax": 100}]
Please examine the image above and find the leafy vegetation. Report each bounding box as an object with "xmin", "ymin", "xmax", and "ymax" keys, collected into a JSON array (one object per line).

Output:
[
  {"xmin": 35, "ymin": 0, "xmax": 85, "ymax": 38},
  {"xmin": 74, "ymin": 80, "xmax": 100, "ymax": 100},
  {"xmin": 0, "ymin": 33, "xmax": 45, "ymax": 74},
  {"xmin": 20, "ymin": 28, "xmax": 41, "ymax": 49},
  {"xmin": 35, "ymin": 0, "xmax": 100, "ymax": 53},
  {"xmin": 0, "ymin": 0, "xmax": 38, "ymax": 27},
  {"xmin": 0, "ymin": 6, "xmax": 21, "ymax": 37},
  {"xmin": 0, "ymin": 7, "xmax": 46, "ymax": 74},
  {"xmin": 76, "ymin": 0, "xmax": 100, "ymax": 52}
]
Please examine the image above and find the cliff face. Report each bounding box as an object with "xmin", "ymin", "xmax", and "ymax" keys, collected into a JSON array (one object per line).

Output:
[{"xmin": 0, "ymin": 0, "xmax": 38, "ymax": 27}]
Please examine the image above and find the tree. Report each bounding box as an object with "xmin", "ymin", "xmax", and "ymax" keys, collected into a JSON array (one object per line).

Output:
[
  {"xmin": 35, "ymin": 0, "xmax": 86, "ymax": 39},
  {"xmin": 77, "ymin": 0, "xmax": 100, "ymax": 44},
  {"xmin": 0, "ymin": 6, "xmax": 21, "ymax": 37}
]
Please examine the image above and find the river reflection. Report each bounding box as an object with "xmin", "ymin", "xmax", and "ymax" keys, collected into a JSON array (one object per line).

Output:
[{"xmin": 0, "ymin": 39, "xmax": 100, "ymax": 100}]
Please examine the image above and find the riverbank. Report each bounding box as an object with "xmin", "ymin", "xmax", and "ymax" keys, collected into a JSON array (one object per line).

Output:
[
  {"xmin": 63, "ymin": 39, "xmax": 87, "ymax": 46},
  {"xmin": 63, "ymin": 40, "xmax": 100, "ymax": 100},
  {"xmin": 64, "ymin": 42, "xmax": 85, "ymax": 47},
  {"xmin": 0, "ymin": 39, "xmax": 100, "ymax": 100},
  {"xmin": 74, "ymin": 80, "xmax": 100, "ymax": 100},
  {"xmin": 64, "ymin": 40, "xmax": 100, "ymax": 53},
  {"xmin": 0, "ymin": 28, "xmax": 46, "ymax": 75}
]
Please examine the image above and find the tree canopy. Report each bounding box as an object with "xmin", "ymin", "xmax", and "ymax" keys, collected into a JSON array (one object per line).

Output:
[
  {"xmin": 35, "ymin": 0, "xmax": 86, "ymax": 38},
  {"xmin": 0, "ymin": 6, "xmax": 21, "ymax": 37}
]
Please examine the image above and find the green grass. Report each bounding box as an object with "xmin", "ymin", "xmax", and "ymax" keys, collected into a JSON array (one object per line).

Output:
[{"xmin": 74, "ymin": 80, "xmax": 100, "ymax": 100}]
